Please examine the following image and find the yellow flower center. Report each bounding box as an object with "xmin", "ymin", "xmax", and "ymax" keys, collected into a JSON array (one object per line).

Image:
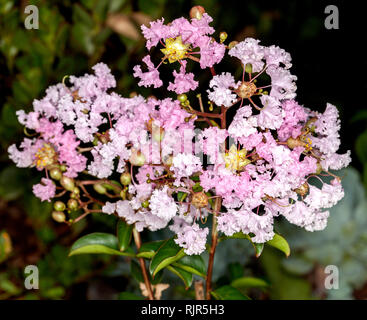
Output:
[
  {"xmin": 161, "ymin": 36, "xmax": 191, "ymax": 63},
  {"xmin": 224, "ymin": 145, "xmax": 251, "ymax": 172},
  {"xmin": 34, "ymin": 143, "xmax": 57, "ymax": 169}
]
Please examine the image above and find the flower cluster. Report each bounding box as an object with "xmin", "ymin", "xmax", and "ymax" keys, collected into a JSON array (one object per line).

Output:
[{"xmin": 9, "ymin": 9, "xmax": 350, "ymax": 256}]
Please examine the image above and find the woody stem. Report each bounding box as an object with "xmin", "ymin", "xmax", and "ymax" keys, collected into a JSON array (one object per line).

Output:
[{"xmin": 133, "ymin": 228, "xmax": 155, "ymax": 300}]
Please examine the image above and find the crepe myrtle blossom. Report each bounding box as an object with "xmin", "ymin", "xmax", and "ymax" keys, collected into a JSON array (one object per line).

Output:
[
  {"xmin": 9, "ymin": 8, "xmax": 350, "ymax": 265},
  {"xmin": 207, "ymin": 38, "xmax": 297, "ymax": 129},
  {"xmin": 134, "ymin": 11, "xmax": 225, "ymax": 93}
]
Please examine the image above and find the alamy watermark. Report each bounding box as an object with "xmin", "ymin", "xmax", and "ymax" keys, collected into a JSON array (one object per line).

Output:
[
  {"xmin": 24, "ymin": 265, "xmax": 39, "ymax": 290},
  {"xmin": 324, "ymin": 265, "xmax": 339, "ymax": 290},
  {"xmin": 24, "ymin": 5, "xmax": 39, "ymax": 30},
  {"xmin": 325, "ymin": 5, "xmax": 339, "ymax": 29}
]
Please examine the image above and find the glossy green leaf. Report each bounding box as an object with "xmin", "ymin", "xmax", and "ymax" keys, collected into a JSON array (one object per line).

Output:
[
  {"xmin": 117, "ymin": 219, "xmax": 133, "ymax": 252},
  {"xmin": 149, "ymin": 238, "xmax": 186, "ymax": 277},
  {"xmin": 137, "ymin": 240, "xmax": 165, "ymax": 259},
  {"xmin": 266, "ymin": 234, "xmax": 290, "ymax": 257},
  {"xmin": 131, "ymin": 259, "xmax": 163, "ymax": 285},
  {"xmin": 69, "ymin": 232, "xmax": 134, "ymax": 257},
  {"xmin": 231, "ymin": 277, "xmax": 269, "ymax": 289},
  {"xmin": 211, "ymin": 285, "xmax": 250, "ymax": 300},
  {"xmin": 172, "ymin": 255, "xmax": 206, "ymax": 278},
  {"xmin": 220, "ymin": 232, "xmax": 264, "ymax": 257},
  {"xmin": 166, "ymin": 265, "xmax": 193, "ymax": 289}
]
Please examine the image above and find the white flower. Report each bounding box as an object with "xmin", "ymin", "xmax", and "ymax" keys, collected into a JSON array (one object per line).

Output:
[{"xmin": 149, "ymin": 186, "xmax": 178, "ymax": 220}]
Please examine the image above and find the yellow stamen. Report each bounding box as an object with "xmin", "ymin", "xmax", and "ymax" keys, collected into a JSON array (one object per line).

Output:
[
  {"xmin": 224, "ymin": 145, "xmax": 251, "ymax": 172},
  {"xmin": 161, "ymin": 36, "xmax": 191, "ymax": 63},
  {"xmin": 34, "ymin": 143, "xmax": 57, "ymax": 169}
]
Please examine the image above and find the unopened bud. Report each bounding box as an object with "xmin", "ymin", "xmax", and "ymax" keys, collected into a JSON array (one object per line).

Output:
[
  {"xmin": 120, "ymin": 173, "xmax": 132, "ymax": 186},
  {"xmin": 52, "ymin": 211, "xmax": 66, "ymax": 223},
  {"xmin": 177, "ymin": 94, "xmax": 187, "ymax": 103},
  {"xmin": 60, "ymin": 165, "xmax": 67, "ymax": 172},
  {"xmin": 189, "ymin": 5, "xmax": 205, "ymax": 20},
  {"xmin": 50, "ymin": 167, "xmax": 62, "ymax": 180},
  {"xmin": 141, "ymin": 200, "xmax": 150, "ymax": 208},
  {"xmin": 67, "ymin": 199, "xmax": 78, "ymax": 210},
  {"xmin": 219, "ymin": 32, "xmax": 228, "ymax": 43},
  {"xmin": 54, "ymin": 201, "xmax": 66, "ymax": 212},
  {"xmin": 93, "ymin": 183, "xmax": 107, "ymax": 194},
  {"xmin": 60, "ymin": 176, "xmax": 75, "ymax": 191},
  {"xmin": 129, "ymin": 149, "xmax": 146, "ymax": 166}
]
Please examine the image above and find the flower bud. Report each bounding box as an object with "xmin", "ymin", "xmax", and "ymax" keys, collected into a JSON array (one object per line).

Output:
[
  {"xmin": 120, "ymin": 173, "xmax": 131, "ymax": 186},
  {"xmin": 93, "ymin": 183, "xmax": 107, "ymax": 194},
  {"xmin": 67, "ymin": 199, "xmax": 78, "ymax": 211},
  {"xmin": 60, "ymin": 176, "xmax": 75, "ymax": 191},
  {"xmin": 141, "ymin": 200, "xmax": 150, "ymax": 208},
  {"xmin": 219, "ymin": 32, "xmax": 228, "ymax": 43},
  {"xmin": 50, "ymin": 167, "xmax": 62, "ymax": 180},
  {"xmin": 129, "ymin": 149, "xmax": 146, "ymax": 166},
  {"xmin": 177, "ymin": 94, "xmax": 187, "ymax": 103},
  {"xmin": 54, "ymin": 201, "xmax": 66, "ymax": 212},
  {"xmin": 52, "ymin": 211, "xmax": 66, "ymax": 223},
  {"xmin": 189, "ymin": 5, "xmax": 205, "ymax": 20},
  {"xmin": 60, "ymin": 165, "xmax": 67, "ymax": 172}
]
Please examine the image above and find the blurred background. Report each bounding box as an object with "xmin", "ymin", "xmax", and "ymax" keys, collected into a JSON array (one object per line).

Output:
[{"xmin": 0, "ymin": 0, "xmax": 366, "ymax": 300}]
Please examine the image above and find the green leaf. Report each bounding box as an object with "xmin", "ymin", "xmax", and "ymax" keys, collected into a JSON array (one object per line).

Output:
[
  {"xmin": 211, "ymin": 285, "xmax": 250, "ymax": 300},
  {"xmin": 220, "ymin": 232, "xmax": 264, "ymax": 257},
  {"xmin": 166, "ymin": 265, "xmax": 193, "ymax": 289},
  {"xmin": 137, "ymin": 240, "xmax": 165, "ymax": 259},
  {"xmin": 351, "ymin": 110, "xmax": 367, "ymax": 123},
  {"xmin": 69, "ymin": 232, "xmax": 134, "ymax": 257},
  {"xmin": 231, "ymin": 277, "xmax": 269, "ymax": 289},
  {"xmin": 266, "ymin": 234, "xmax": 290, "ymax": 257},
  {"xmin": 228, "ymin": 262, "xmax": 244, "ymax": 281},
  {"xmin": 117, "ymin": 219, "xmax": 132, "ymax": 251},
  {"xmin": 260, "ymin": 247, "xmax": 312, "ymax": 299},
  {"xmin": 149, "ymin": 238, "xmax": 186, "ymax": 277},
  {"xmin": 177, "ymin": 191, "xmax": 187, "ymax": 202},
  {"xmin": 172, "ymin": 255, "xmax": 206, "ymax": 278},
  {"xmin": 118, "ymin": 292, "xmax": 145, "ymax": 300}
]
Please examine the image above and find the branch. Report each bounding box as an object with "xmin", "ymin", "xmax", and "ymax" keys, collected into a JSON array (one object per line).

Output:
[
  {"xmin": 205, "ymin": 196, "xmax": 221, "ymax": 299},
  {"xmin": 133, "ymin": 228, "xmax": 155, "ymax": 300}
]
